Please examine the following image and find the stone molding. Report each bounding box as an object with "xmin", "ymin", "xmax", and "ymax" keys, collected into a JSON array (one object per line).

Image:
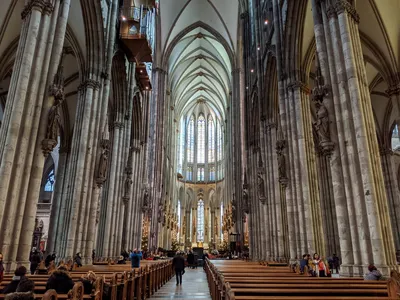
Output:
[
  {"xmin": 113, "ymin": 121, "xmax": 124, "ymax": 129},
  {"xmin": 240, "ymin": 11, "xmax": 249, "ymax": 20},
  {"xmin": 386, "ymin": 84, "xmax": 400, "ymax": 97},
  {"xmin": 287, "ymin": 80, "xmax": 310, "ymax": 94},
  {"xmin": 152, "ymin": 67, "xmax": 167, "ymax": 75},
  {"xmin": 22, "ymin": 0, "xmax": 54, "ymax": 20},
  {"xmin": 78, "ymin": 79, "xmax": 101, "ymax": 91}
]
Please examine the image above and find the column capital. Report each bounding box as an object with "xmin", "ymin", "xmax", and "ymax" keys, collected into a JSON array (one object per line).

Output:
[
  {"xmin": 78, "ymin": 79, "xmax": 101, "ymax": 91},
  {"xmin": 113, "ymin": 121, "xmax": 124, "ymax": 129},
  {"xmin": 22, "ymin": 0, "xmax": 54, "ymax": 20},
  {"xmin": 334, "ymin": 0, "xmax": 360, "ymax": 23}
]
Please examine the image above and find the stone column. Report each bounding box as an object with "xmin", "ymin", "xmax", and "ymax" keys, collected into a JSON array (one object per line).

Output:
[
  {"xmin": 380, "ymin": 147, "xmax": 400, "ymax": 250},
  {"xmin": 46, "ymin": 147, "xmax": 69, "ymax": 253},
  {"xmin": 0, "ymin": 0, "xmax": 70, "ymax": 270},
  {"xmin": 311, "ymin": 0, "xmax": 397, "ymax": 275}
]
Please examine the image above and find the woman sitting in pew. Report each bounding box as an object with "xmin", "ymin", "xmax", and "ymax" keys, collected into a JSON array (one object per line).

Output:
[
  {"xmin": 2, "ymin": 266, "xmax": 28, "ymax": 294},
  {"xmin": 365, "ymin": 264, "xmax": 383, "ymax": 280},
  {"xmin": 45, "ymin": 266, "xmax": 74, "ymax": 294}
]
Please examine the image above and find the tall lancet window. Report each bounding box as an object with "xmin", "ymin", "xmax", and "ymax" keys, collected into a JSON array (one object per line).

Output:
[
  {"xmin": 392, "ymin": 123, "xmax": 400, "ymax": 151},
  {"xmin": 177, "ymin": 200, "xmax": 181, "ymax": 241},
  {"xmin": 44, "ymin": 169, "xmax": 55, "ymax": 192},
  {"xmin": 197, "ymin": 199, "xmax": 205, "ymax": 242},
  {"xmin": 217, "ymin": 121, "xmax": 222, "ymax": 161},
  {"xmin": 197, "ymin": 115, "xmax": 205, "ymax": 163},
  {"xmin": 187, "ymin": 116, "xmax": 194, "ymax": 163},
  {"xmin": 208, "ymin": 115, "xmax": 215, "ymax": 162},
  {"xmin": 187, "ymin": 166, "xmax": 193, "ymax": 181},
  {"xmin": 178, "ymin": 119, "xmax": 185, "ymax": 173}
]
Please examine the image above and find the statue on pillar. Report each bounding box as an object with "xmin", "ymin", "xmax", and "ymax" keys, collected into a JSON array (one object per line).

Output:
[
  {"xmin": 257, "ymin": 173, "xmax": 266, "ymax": 204},
  {"xmin": 96, "ymin": 139, "xmax": 110, "ymax": 186},
  {"xmin": 276, "ymin": 139, "xmax": 288, "ymax": 186},
  {"xmin": 142, "ymin": 185, "xmax": 150, "ymax": 213},
  {"xmin": 314, "ymin": 102, "xmax": 330, "ymax": 143},
  {"xmin": 124, "ymin": 176, "xmax": 133, "ymax": 200},
  {"xmin": 242, "ymin": 184, "xmax": 249, "ymax": 214}
]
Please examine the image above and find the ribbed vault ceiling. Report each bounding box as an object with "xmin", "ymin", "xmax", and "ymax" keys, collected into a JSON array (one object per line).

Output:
[{"xmin": 160, "ymin": 0, "xmax": 238, "ymax": 120}]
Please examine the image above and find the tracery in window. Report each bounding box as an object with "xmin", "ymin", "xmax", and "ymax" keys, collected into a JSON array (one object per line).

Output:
[
  {"xmin": 392, "ymin": 124, "xmax": 400, "ymax": 151},
  {"xmin": 44, "ymin": 169, "xmax": 55, "ymax": 192},
  {"xmin": 209, "ymin": 166, "xmax": 215, "ymax": 181},
  {"xmin": 197, "ymin": 199, "xmax": 205, "ymax": 242},
  {"xmin": 187, "ymin": 166, "xmax": 193, "ymax": 181},
  {"xmin": 187, "ymin": 116, "xmax": 194, "ymax": 163},
  {"xmin": 208, "ymin": 115, "xmax": 215, "ymax": 163},
  {"xmin": 198, "ymin": 167, "xmax": 204, "ymax": 181},
  {"xmin": 197, "ymin": 115, "xmax": 205, "ymax": 163}
]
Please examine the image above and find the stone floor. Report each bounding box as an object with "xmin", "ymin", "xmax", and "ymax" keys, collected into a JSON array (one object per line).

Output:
[{"xmin": 148, "ymin": 267, "xmax": 212, "ymax": 299}]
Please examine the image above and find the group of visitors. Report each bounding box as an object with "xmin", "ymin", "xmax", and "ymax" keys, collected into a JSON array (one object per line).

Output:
[
  {"xmin": 296, "ymin": 253, "xmax": 338, "ymax": 277},
  {"xmin": 0, "ymin": 265, "xmax": 75, "ymax": 296}
]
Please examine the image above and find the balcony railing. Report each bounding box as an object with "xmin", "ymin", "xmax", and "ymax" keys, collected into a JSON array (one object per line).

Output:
[{"xmin": 120, "ymin": 5, "xmax": 155, "ymax": 55}]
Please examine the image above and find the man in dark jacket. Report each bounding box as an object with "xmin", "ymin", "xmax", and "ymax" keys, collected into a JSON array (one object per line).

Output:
[
  {"xmin": 4, "ymin": 277, "xmax": 35, "ymax": 300},
  {"xmin": 2, "ymin": 266, "xmax": 28, "ymax": 294},
  {"xmin": 172, "ymin": 252, "xmax": 185, "ymax": 286},
  {"xmin": 46, "ymin": 266, "xmax": 74, "ymax": 293},
  {"xmin": 29, "ymin": 249, "xmax": 40, "ymax": 275}
]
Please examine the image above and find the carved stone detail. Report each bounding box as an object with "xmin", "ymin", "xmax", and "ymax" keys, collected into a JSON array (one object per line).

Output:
[
  {"xmin": 142, "ymin": 184, "xmax": 150, "ymax": 213},
  {"xmin": 22, "ymin": 0, "xmax": 54, "ymax": 20},
  {"xmin": 335, "ymin": 0, "xmax": 360, "ymax": 23},
  {"xmin": 95, "ymin": 139, "xmax": 110, "ymax": 187},
  {"xmin": 276, "ymin": 139, "xmax": 288, "ymax": 187},
  {"xmin": 257, "ymin": 173, "xmax": 267, "ymax": 204},
  {"xmin": 312, "ymin": 62, "xmax": 334, "ymax": 156}
]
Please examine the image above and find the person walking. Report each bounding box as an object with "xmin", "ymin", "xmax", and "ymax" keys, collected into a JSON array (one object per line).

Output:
[
  {"xmin": 29, "ymin": 248, "xmax": 41, "ymax": 275},
  {"xmin": 130, "ymin": 249, "xmax": 142, "ymax": 268},
  {"xmin": 172, "ymin": 252, "xmax": 185, "ymax": 286}
]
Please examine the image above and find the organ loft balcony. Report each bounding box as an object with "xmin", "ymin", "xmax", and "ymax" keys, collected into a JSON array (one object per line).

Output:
[{"xmin": 119, "ymin": 5, "xmax": 154, "ymax": 63}]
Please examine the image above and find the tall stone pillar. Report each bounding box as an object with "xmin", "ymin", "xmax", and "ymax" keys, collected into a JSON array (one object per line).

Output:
[
  {"xmin": 380, "ymin": 148, "xmax": 400, "ymax": 250},
  {"xmin": 0, "ymin": 0, "xmax": 70, "ymax": 270},
  {"xmin": 311, "ymin": 0, "xmax": 397, "ymax": 275}
]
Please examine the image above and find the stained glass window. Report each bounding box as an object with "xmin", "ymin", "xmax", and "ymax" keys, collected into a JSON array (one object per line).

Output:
[
  {"xmin": 217, "ymin": 121, "xmax": 222, "ymax": 161},
  {"xmin": 197, "ymin": 199, "xmax": 205, "ymax": 242},
  {"xmin": 208, "ymin": 115, "xmax": 215, "ymax": 163},
  {"xmin": 197, "ymin": 115, "xmax": 205, "ymax": 163},
  {"xmin": 198, "ymin": 167, "xmax": 204, "ymax": 181},
  {"xmin": 44, "ymin": 169, "xmax": 55, "ymax": 192},
  {"xmin": 392, "ymin": 124, "xmax": 400, "ymax": 151},
  {"xmin": 187, "ymin": 116, "xmax": 195, "ymax": 163},
  {"xmin": 178, "ymin": 119, "xmax": 185, "ymax": 173},
  {"xmin": 187, "ymin": 166, "xmax": 193, "ymax": 181},
  {"xmin": 210, "ymin": 166, "xmax": 215, "ymax": 181}
]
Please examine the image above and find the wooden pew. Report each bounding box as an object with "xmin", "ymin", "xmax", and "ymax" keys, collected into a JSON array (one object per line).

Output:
[{"xmin": 205, "ymin": 258, "xmax": 400, "ymax": 300}]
